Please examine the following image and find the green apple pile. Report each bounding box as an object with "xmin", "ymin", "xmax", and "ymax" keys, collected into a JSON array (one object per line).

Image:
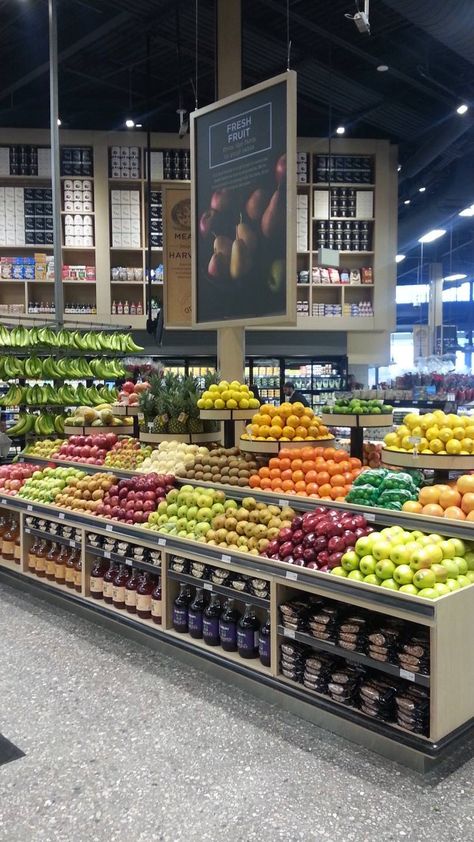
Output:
[
  {"xmin": 16, "ymin": 466, "xmax": 86, "ymax": 503},
  {"xmin": 322, "ymin": 397, "xmax": 393, "ymax": 415},
  {"xmin": 332, "ymin": 526, "xmax": 474, "ymax": 598},
  {"xmin": 146, "ymin": 484, "xmax": 296, "ymax": 554}
]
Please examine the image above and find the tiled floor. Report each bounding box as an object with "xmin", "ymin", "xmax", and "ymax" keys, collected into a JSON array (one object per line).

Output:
[{"xmin": 1, "ymin": 579, "xmax": 474, "ymax": 842}]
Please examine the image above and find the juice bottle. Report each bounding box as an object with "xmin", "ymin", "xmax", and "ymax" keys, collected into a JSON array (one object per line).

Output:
[
  {"xmin": 13, "ymin": 522, "xmax": 21, "ymax": 565},
  {"xmin": 151, "ymin": 576, "xmax": 162, "ymax": 625},
  {"xmin": 74, "ymin": 553, "xmax": 82, "ymax": 593},
  {"xmin": 35, "ymin": 539, "xmax": 50, "ymax": 579},
  {"xmin": 112, "ymin": 563, "xmax": 129, "ymax": 610},
  {"xmin": 2, "ymin": 518, "xmax": 19, "ymax": 560},
  {"xmin": 219, "ymin": 599, "xmax": 240, "ymax": 652},
  {"xmin": 237, "ymin": 604, "xmax": 260, "ymax": 659},
  {"xmin": 136, "ymin": 572, "xmax": 155, "ymax": 620},
  {"xmin": 64, "ymin": 547, "xmax": 77, "ymax": 589},
  {"xmin": 259, "ymin": 609, "xmax": 271, "ymax": 667},
  {"xmin": 90, "ymin": 556, "xmax": 108, "ymax": 600},
  {"xmin": 172, "ymin": 583, "xmax": 191, "ymax": 633},
  {"xmin": 203, "ymin": 594, "xmax": 221, "ymax": 646},
  {"xmin": 28, "ymin": 536, "xmax": 40, "ymax": 574},
  {"xmin": 125, "ymin": 567, "xmax": 141, "ymax": 614},
  {"xmin": 55, "ymin": 543, "xmax": 69, "ymax": 584},
  {"xmin": 103, "ymin": 561, "xmax": 118, "ymax": 605},
  {"xmin": 45, "ymin": 542, "xmax": 60, "ymax": 581},
  {"xmin": 188, "ymin": 587, "xmax": 207, "ymax": 639}
]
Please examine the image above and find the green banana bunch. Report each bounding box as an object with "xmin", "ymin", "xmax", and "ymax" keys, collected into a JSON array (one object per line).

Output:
[
  {"xmin": 7, "ymin": 414, "xmax": 36, "ymax": 436},
  {"xmin": 0, "ymin": 385, "xmax": 26, "ymax": 406},
  {"xmin": 24, "ymin": 357, "xmax": 44, "ymax": 378},
  {"xmin": 54, "ymin": 414, "xmax": 65, "ymax": 433}
]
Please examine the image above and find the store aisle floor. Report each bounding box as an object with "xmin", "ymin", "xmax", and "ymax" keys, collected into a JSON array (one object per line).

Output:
[{"xmin": 1, "ymin": 581, "xmax": 474, "ymax": 842}]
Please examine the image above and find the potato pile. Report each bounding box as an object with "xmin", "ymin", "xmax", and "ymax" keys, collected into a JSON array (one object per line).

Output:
[{"xmin": 184, "ymin": 446, "xmax": 262, "ymax": 487}]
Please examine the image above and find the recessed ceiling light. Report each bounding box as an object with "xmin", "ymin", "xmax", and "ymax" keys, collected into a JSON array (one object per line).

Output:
[
  {"xmin": 396, "ymin": 254, "xmax": 406, "ymax": 263},
  {"xmin": 403, "ymin": 199, "xmax": 410, "ymax": 205},
  {"xmin": 377, "ymin": 64, "xmax": 389, "ymax": 72},
  {"xmin": 418, "ymin": 229, "xmax": 446, "ymax": 243},
  {"xmin": 459, "ymin": 205, "xmax": 474, "ymax": 217},
  {"xmin": 397, "ymin": 165, "xmax": 402, "ymax": 172},
  {"xmin": 135, "ymin": 123, "xmax": 143, "ymax": 128},
  {"xmin": 418, "ymin": 186, "xmax": 426, "ymax": 193},
  {"xmin": 457, "ymin": 104, "xmax": 469, "ymax": 115},
  {"xmin": 57, "ymin": 118, "xmax": 62, "ymax": 126},
  {"xmin": 336, "ymin": 125, "xmax": 345, "ymax": 135},
  {"xmin": 443, "ymin": 273, "xmax": 467, "ymax": 281},
  {"xmin": 125, "ymin": 118, "xmax": 135, "ymax": 128}
]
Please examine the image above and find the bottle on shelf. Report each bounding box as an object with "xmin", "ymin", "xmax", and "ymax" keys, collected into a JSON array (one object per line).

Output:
[
  {"xmin": 2, "ymin": 518, "xmax": 19, "ymax": 561},
  {"xmin": 125, "ymin": 567, "xmax": 141, "ymax": 614},
  {"xmin": 130, "ymin": 301, "xmax": 136, "ymax": 316},
  {"xmin": 74, "ymin": 553, "xmax": 82, "ymax": 593},
  {"xmin": 112, "ymin": 563, "xmax": 129, "ymax": 610},
  {"xmin": 13, "ymin": 527, "xmax": 21, "ymax": 566},
  {"xmin": 237, "ymin": 604, "xmax": 260, "ymax": 659},
  {"xmin": 123, "ymin": 300, "xmax": 130, "ymax": 315},
  {"xmin": 259, "ymin": 609, "xmax": 271, "ymax": 667},
  {"xmin": 103, "ymin": 561, "xmax": 119, "ymax": 604},
  {"xmin": 55, "ymin": 543, "xmax": 69, "ymax": 584},
  {"xmin": 90, "ymin": 556, "xmax": 108, "ymax": 600},
  {"xmin": 151, "ymin": 575, "xmax": 162, "ymax": 625},
  {"xmin": 136, "ymin": 300, "xmax": 143, "ymax": 316},
  {"xmin": 45, "ymin": 542, "xmax": 60, "ymax": 581},
  {"xmin": 188, "ymin": 587, "xmax": 207, "ymax": 639},
  {"xmin": 136, "ymin": 572, "xmax": 155, "ymax": 620},
  {"xmin": 203, "ymin": 594, "xmax": 221, "ymax": 647},
  {"xmin": 219, "ymin": 598, "xmax": 240, "ymax": 652},
  {"xmin": 64, "ymin": 547, "xmax": 77, "ymax": 589},
  {"xmin": 172, "ymin": 583, "xmax": 191, "ymax": 633},
  {"xmin": 117, "ymin": 300, "xmax": 123, "ymax": 315},
  {"xmin": 28, "ymin": 536, "xmax": 40, "ymax": 574}
]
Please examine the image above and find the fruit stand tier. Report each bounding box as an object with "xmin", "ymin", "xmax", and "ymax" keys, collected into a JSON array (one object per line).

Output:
[
  {"xmin": 21, "ymin": 454, "xmax": 138, "ymax": 479},
  {"xmin": 199, "ymin": 408, "xmax": 254, "ymax": 448},
  {"xmin": 382, "ymin": 448, "xmax": 474, "ymax": 482},
  {"xmin": 111, "ymin": 404, "xmax": 140, "ymax": 435},
  {"xmin": 320, "ymin": 413, "xmax": 394, "ymax": 460},
  {"xmin": 239, "ymin": 438, "xmax": 336, "ymax": 454},
  {"xmin": 64, "ymin": 425, "xmax": 133, "ymax": 436},
  {"xmin": 2, "ymin": 490, "xmax": 474, "ymax": 770},
  {"xmin": 139, "ymin": 431, "xmax": 221, "ymax": 445}
]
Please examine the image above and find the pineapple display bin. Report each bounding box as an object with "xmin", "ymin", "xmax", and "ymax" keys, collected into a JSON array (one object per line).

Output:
[
  {"xmin": 112, "ymin": 404, "xmax": 140, "ymax": 436},
  {"xmin": 320, "ymin": 413, "xmax": 394, "ymax": 461},
  {"xmin": 239, "ymin": 437, "xmax": 336, "ymax": 454},
  {"xmin": 382, "ymin": 448, "xmax": 474, "ymax": 483},
  {"xmin": 139, "ymin": 431, "xmax": 221, "ymax": 445},
  {"xmin": 64, "ymin": 425, "xmax": 134, "ymax": 436},
  {"xmin": 199, "ymin": 408, "xmax": 254, "ymax": 449}
]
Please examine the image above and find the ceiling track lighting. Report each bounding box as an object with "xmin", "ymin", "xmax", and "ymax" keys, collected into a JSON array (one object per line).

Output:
[
  {"xmin": 345, "ymin": 0, "xmax": 370, "ymax": 35},
  {"xmin": 403, "ymin": 199, "xmax": 410, "ymax": 205},
  {"xmin": 336, "ymin": 125, "xmax": 345, "ymax": 135},
  {"xmin": 457, "ymin": 104, "xmax": 469, "ymax": 115},
  {"xmin": 418, "ymin": 186, "xmax": 426, "ymax": 193},
  {"xmin": 125, "ymin": 118, "xmax": 135, "ymax": 129}
]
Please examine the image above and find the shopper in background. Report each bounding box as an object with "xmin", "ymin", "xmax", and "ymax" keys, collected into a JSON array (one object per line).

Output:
[
  {"xmin": 283, "ymin": 381, "xmax": 309, "ymax": 407},
  {"xmin": 249, "ymin": 382, "xmax": 260, "ymax": 402}
]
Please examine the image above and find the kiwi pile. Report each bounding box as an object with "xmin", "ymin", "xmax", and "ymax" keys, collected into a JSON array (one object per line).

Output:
[{"xmin": 184, "ymin": 446, "xmax": 263, "ymax": 487}]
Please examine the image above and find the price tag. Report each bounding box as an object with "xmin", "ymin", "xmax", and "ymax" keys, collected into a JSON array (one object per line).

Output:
[
  {"xmin": 278, "ymin": 499, "xmax": 287, "ymax": 507},
  {"xmin": 25, "ymin": 528, "xmax": 30, "ymax": 534},
  {"xmin": 105, "ymin": 525, "xmax": 113, "ymax": 533},
  {"xmin": 27, "ymin": 505, "xmax": 33, "ymax": 512},
  {"xmin": 203, "ymin": 582, "xmax": 213, "ymax": 591},
  {"xmin": 285, "ymin": 629, "xmax": 296, "ymax": 639},
  {"xmin": 1, "ymin": 499, "xmax": 6, "ymax": 506},
  {"xmin": 365, "ymin": 512, "xmax": 376, "ymax": 522},
  {"xmin": 400, "ymin": 668, "xmax": 415, "ymax": 683},
  {"xmin": 447, "ymin": 393, "xmax": 456, "ymax": 402},
  {"xmin": 158, "ymin": 538, "xmax": 166, "ymax": 547},
  {"xmin": 104, "ymin": 551, "xmax": 111, "ymax": 559},
  {"xmin": 125, "ymin": 558, "xmax": 132, "ymax": 566},
  {"xmin": 408, "ymin": 436, "xmax": 422, "ymax": 445},
  {"xmin": 69, "ymin": 540, "xmax": 76, "ymax": 548},
  {"xmin": 221, "ymin": 554, "xmax": 231, "ymax": 563},
  {"xmin": 286, "ymin": 571, "xmax": 298, "ymax": 581},
  {"xmin": 59, "ymin": 512, "xmax": 65, "ymax": 520}
]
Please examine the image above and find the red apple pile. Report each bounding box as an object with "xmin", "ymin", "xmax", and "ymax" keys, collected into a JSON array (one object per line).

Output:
[
  {"xmin": 96, "ymin": 473, "xmax": 176, "ymax": 524},
  {"xmin": 0, "ymin": 463, "xmax": 43, "ymax": 495},
  {"xmin": 52, "ymin": 433, "xmax": 118, "ymax": 465},
  {"xmin": 118, "ymin": 381, "xmax": 150, "ymax": 405},
  {"xmin": 260, "ymin": 507, "xmax": 373, "ymax": 572}
]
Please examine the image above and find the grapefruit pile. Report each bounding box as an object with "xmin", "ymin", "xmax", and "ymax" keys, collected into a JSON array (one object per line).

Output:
[{"xmin": 402, "ymin": 474, "xmax": 474, "ymax": 520}]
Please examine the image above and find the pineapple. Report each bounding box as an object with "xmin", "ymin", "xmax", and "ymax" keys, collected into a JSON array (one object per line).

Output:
[
  {"xmin": 139, "ymin": 389, "xmax": 157, "ymax": 424},
  {"xmin": 181, "ymin": 375, "xmax": 203, "ymax": 433},
  {"xmin": 167, "ymin": 390, "xmax": 188, "ymax": 435}
]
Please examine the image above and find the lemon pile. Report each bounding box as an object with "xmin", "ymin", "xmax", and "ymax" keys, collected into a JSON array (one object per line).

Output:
[
  {"xmin": 197, "ymin": 380, "xmax": 260, "ymax": 411},
  {"xmin": 384, "ymin": 410, "xmax": 474, "ymax": 456},
  {"xmin": 242, "ymin": 402, "xmax": 334, "ymax": 442}
]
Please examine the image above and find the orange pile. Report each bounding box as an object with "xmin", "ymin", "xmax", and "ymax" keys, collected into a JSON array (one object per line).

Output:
[
  {"xmin": 248, "ymin": 446, "xmax": 362, "ymax": 499},
  {"xmin": 241, "ymin": 402, "xmax": 334, "ymax": 442},
  {"xmin": 402, "ymin": 474, "xmax": 474, "ymax": 521}
]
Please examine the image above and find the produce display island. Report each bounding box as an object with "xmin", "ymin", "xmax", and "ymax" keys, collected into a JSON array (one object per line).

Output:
[
  {"xmin": 321, "ymin": 413, "xmax": 394, "ymax": 460},
  {"xmin": 1, "ymin": 473, "xmax": 474, "ymax": 772}
]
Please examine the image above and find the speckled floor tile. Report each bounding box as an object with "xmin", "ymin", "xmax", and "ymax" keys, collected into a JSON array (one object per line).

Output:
[{"xmin": 1, "ymin": 580, "xmax": 474, "ymax": 842}]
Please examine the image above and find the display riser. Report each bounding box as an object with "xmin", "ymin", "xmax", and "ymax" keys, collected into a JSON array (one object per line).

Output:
[{"xmin": 2, "ymin": 498, "xmax": 474, "ymax": 767}]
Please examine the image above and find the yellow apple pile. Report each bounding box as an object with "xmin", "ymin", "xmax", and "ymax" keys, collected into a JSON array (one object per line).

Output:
[
  {"xmin": 242, "ymin": 402, "xmax": 334, "ymax": 442},
  {"xmin": 197, "ymin": 380, "xmax": 260, "ymax": 411},
  {"xmin": 384, "ymin": 410, "xmax": 474, "ymax": 455}
]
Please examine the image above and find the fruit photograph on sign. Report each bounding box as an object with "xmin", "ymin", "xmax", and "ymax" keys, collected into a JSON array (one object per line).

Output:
[{"xmin": 193, "ymin": 77, "xmax": 294, "ymax": 324}]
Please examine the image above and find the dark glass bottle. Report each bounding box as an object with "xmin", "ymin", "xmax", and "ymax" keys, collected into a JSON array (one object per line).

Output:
[
  {"xmin": 28, "ymin": 537, "xmax": 40, "ymax": 574},
  {"xmin": 74, "ymin": 554, "xmax": 82, "ymax": 593},
  {"xmin": 35, "ymin": 539, "xmax": 50, "ymax": 579},
  {"xmin": 13, "ymin": 526, "xmax": 21, "ymax": 565},
  {"xmin": 203, "ymin": 594, "xmax": 221, "ymax": 647},
  {"xmin": 136, "ymin": 572, "xmax": 155, "ymax": 620},
  {"xmin": 237, "ymin": 604, "xmax": 260, "ymax": 659},
  {"xmin": 172, "ymin": 583, "xmax": 191, "ymax": 633},
  {"xmin": 151, "ymin": 576, "xmax": 162, "ymax": 625},
  {"xmin": 259, "ymin": 609, "xmax": 271, "ymax": 667},
  {"xmin": 188, "ymin": 587, "xmax": 207, "ymax": 639},
  {"xmin": 64, "ymin": 547, "xmax": 77, "ymax": 589},
  {"xmin": 2, "ymin": 518, "xmax": 18, "ymax": 560},
  {"xmin": 45, "ymin": 542, "xmax": 60, "ymax": 581},
  {"xmin": 112, "ymin": 564, "xmax": 129, "ymax": 610},
  {"xmin": 125, "ymin": 567, "xmax": 141, "ymax": 614},
  {"xmin": 102, "ymin": 562, "xmax": 118, "ymax": 604},
  {"xmin": 90, "ymin": 557, "xmax": 107, "ymax": 600},
  {"xmin": 55, "ymin": 543, "xmax": 69, "ymax": 584},
  {"xmin": 219, "ymin": 599, "xmax": 240, "ymax": 652}
]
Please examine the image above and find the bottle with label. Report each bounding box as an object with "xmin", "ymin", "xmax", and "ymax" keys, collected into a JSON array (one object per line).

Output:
[
  {"xmin": 28, "ymin": 536, "xmax": 40, "ymax": 574},
  {"xmin": 103, "ymin": 561, "xmax": 118, "ymax": 604},
  {"xmin": 259, "ymin": 609, "xmax": 271, "ymax": 667},
  {"xmin": 124, "ymin": 567, "xmax": 141, "ymax": 614},
  {"xmin": 123, "ymin": 300, "xmax": 129, "ymax": 315},
  {"xmin": 188, "ymin": 587, "xmax": 207, "ymax": 639},
  {"xmin": 2, "ymin": 518, "xmax": 19, "ymax": 560},
  {"xmin": 237, "ymin": 604, "xmax": 260, "ymax": 659},
  {"xmin": 130, "ymin": 301, "xmax": 136, "ymax": 316},
  {"xmin": 137, "ymin": 300, "xmax": 143, "ymax": 316},
  {"xmin": 74, "ymin": 553, "xmax": 82, "ymax": 593},
  {"xmin": 35, "ymin": 539, "xmax": 49, "ymax": 579},
  {"xmin": 112, "ymin": 563, "xmax": 129, "ymax": 610},
  {"xmin": 45, "ymin": 542, "xmax": 60, "ymax": 581},
  {"xmin": 90, "ymin": 556, "xmax": 108, "ymax": 600},
  {"xmin": 136, "ymin": 572, "xmax": 155, "ymax": 620},
  {"xmin": 172, "ymin": 583, "xmax": 191, "ymax": 633},
  {"xmin": 111, "ymin": 300, "xmax": 117, "ymax": 315},
  {"xmin": 13, "ymin": 526, "xmax": 21, "ymax": 565},
  {"xmin": 117, "ymin": 300, "xmax": 123, "ymax": 315},
  {"xmin": 55, "ymin": 543, "xmax": 69, "ymax": 584},
  {"xmin": 219, "ymin": 598, "xmax": 240, "ymax": 652},
  {"xmin": 203, "ymin": 593, "xmax": 221, "ymax": 647},
  {"xmin": 151, "ymin": 576, "xmax": 162, "ymax": 624},
  {"xmin": 64, "ymin": 547, "xmax": 77, "ymax": 588}
]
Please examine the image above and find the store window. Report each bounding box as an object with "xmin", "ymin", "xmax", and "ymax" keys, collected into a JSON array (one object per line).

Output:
[
  {"xmin": 442, "ymin": 282, "xmax": 470, "ymax": 302},
  {"xmin": 396, "ymin": 285, "xmax": 429, "ymax": 305}
]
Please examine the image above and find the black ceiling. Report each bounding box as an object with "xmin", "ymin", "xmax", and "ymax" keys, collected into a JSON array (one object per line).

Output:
[{"xmin": 0, "ymin": 0, "xmax": 474, "ymax": 269}]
